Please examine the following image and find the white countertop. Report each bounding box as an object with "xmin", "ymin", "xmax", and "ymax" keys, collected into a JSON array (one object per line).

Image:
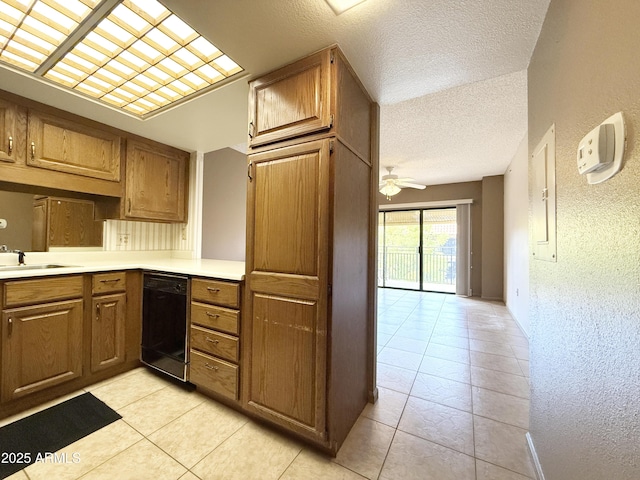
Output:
[{"xmin": 0, "ymin": 251, "xmax": 245, "ymax": 281}]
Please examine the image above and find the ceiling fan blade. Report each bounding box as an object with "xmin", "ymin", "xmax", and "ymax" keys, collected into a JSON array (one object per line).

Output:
[
  {"xmin": 395, "ymin": 177, "xmax": 415, "ymax": 182},
  {"xmin": 396, "ymin": 181, "xmax": 426, "ymax": 190}
]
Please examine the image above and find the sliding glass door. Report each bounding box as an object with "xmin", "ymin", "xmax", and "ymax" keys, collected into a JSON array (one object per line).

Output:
[{"xmin": 378, "ymin": 208, "xmax": 457, "ymax": 293}]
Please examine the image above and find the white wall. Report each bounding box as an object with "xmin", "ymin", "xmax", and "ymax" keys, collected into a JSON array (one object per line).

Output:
[
  {"xmin": 201, "ymin": 148, "xmax": 247, "ymax": 261},
  {"xmin": 503, "ymin": 134, "xmax": 529, "ymax": 335},
  {"xmin": 528, "ymin": 1, "xmax": 640, "ymax": 478}
]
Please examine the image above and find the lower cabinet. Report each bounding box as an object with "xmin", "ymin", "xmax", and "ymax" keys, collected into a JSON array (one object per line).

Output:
[
  {"xmin": 189, "ymin": 278, "xmax": 241, "ymax": 402},
  {"xmin": 1, "ymin": 276, "xmax": 84, "ymax": 403},
  {"xmin": 91, "ymin": 272, "xmax": 127, "ymax": 373}
]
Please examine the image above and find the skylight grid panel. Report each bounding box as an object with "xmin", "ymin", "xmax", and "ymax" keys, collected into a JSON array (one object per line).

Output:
[
  {"xmin": 180, "ymin": 71, "xmax": 206, "ymax": 90},
  {"xmin": 0, "ymin": 2, "xmax": 24, "ymax": 22},
  {"xmin": 95, "ymin": 18, "xmax": 134, "ymax": 49},
  {"xmin": 111, "ymin": 86, "xmax": 135, "ymax": 101},
  {"xmin": 84, "ymin": 74, "xmax": 114, "ymax": 92},
  {"xmin": 124, "ymin": 0, "xmax": 168, "ymax": 25},
  {"xmin": 53, "ymin": 60, "xmax": 85, "ymax": 80},
  {"xmin": 75, "ymin": 81, "xmax": 102, "ymax": 97},
  {"xmin": 101, "ymin": 92, "xmax": 126, "ymax": 107},
  {"xmin": 116, "ymin": 49, "xmax": 149, "ymax": 72},
  {"xmin": 21, "ymin": 17, "xmax": 66, "ymax": 45},
  {"xmin": 0, "ymin": 34, "xmax": 7, "ymax": 50},
  {"xmin": 212, "ymin": 54, "xmax": 241, "ymax": 76},
  {"xmin": 145, "ymin": 65, "xmax": 170, "ymax": 84},
  {"xmin": 186, "ymin": 36, "xmax": 220, "ymax": 61},
  {"xmin": 143, "ymin": 27, "xmax": 178, "ymax": 56},
  {"xmin": 166, "ymin": 78, "xmax": 193, "ymax": 96},
  {"xmin": 93, "ymin": 67, "xmax": 124, "ymax": 86},
  {"xmin": 158, "ymin": 15, "xmax": 197, "ymax": 45},
  {"xmin": 13, "ymin": 28, "xmax": 55, "ymax": 55},
  {"xmin": 31, "ymin": 1, "xmax": 77, "ymax": 33},
  {"xmin": 45, "ymin": 68, "xmax": 76, "ymax": 87},
  {"xmin": 130, "ymin": 72, "xmax": 157, "ymax": 90},
  {"xmin": 64, "ymin": 51, "xmax": 100, "ymax": 73},
  {"xmin": 1, "ymin": 49, "xmax": 38, "ymax": 70},
  {"xmin": 73, "ymin": 41, "xmax": 108, "ymax": 66},
  {"xmin": 42, "ymin": 0, "xmax": 90, "ymax": 23},
  {"xmin": 171, "ymin": 47, "xmax": 201, "ymax": 68},
  {"xmin": 196, "ymin": 63, "xmax": 224, "ymax": 83},
  {"xmin": 156, "ymin": 85, "xmax": 178, "ymax": 100},
  {"xmin": 120, "ymin": 79, "xmax": 147, "ymax": 96},
  {"xmin": 144, "ymin": 91, "xmax": 168, "ymax": 106},
  {"xmin": 84, "ymin": 31, "xmax": 120, "ymax": 57},
  {"xmin": 123, "ymin": 102, "xmax": 146, "ymax": 114},
  {"xmin": 129, "ymin": 38, "xmax": 162, "ymax": 64},
  {"xmin": 109, "ymin": 4, "xmax": 150, "ymax": 37},
  {"xmin": 4, "ymin": 39, "xmax": 45, "ymax": 64},
  {"xmin": 156, "ymin": 56, "xmax": 185, "ymax": 79},
  {"xmin": 103, "ymin": 58, "xmax": 135, "ymax": 79}
]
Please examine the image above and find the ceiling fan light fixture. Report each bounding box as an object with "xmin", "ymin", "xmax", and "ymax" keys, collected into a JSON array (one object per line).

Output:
[
  {"xmin": 379, "ymin": 181, "xmax": 401, "ymax": 200},
  {"xmin": 325, "ymin": 0, "xmax": 367, "ymax": 15}
]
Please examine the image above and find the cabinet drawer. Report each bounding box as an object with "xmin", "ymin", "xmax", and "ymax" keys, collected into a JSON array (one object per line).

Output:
[
  {"xmin": 189, "ymin": 350, "xmax": 238, "ymax": 400},
  {"xmin": 92, "ymin": 271, "xmax": 126, "ymax": 294},
  {"xmin": 191, "ymin": 302, "xmax": 239, "ymax": 335},
  {"xmin": 191, "ymin": 325, "xmax": 238, "ymax": 363},
  {"xmin": 191, "ymin": 278, "xmax": 239, "ymax": 308},
  {"xmin": 4, "ymin": 275, "xmax": 83, "ymax": 307}
]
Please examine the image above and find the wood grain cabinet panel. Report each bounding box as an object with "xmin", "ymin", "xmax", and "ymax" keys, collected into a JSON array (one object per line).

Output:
[
  {"xmin": 248, "ymin": 49, "xmax": 332, "ymax": 147},
  {"xmin": 244, "ymin": 46, "xmax": 375, "ymax": 453},
  {"xmin": 27, "ymin": 110, "xmax": 121, "ymax": 181},
  {"xmin": 1, "ymin": 299, "xmax": 83, "ymax": 402},
  {"xmin": 191, "ymin": 279, "xmax": 239, "ymax": 308},
  {"xmin": 190, "ymin": 350, "xmax": 238, "ymax": 400},
  {"xmin": 0, "ymin": 98, "xmax": 25, "ymax": 164},
  {"xmin": 91, "ymin": 293, "xmax": 126, "ymax": 373},
  {"xmin": 124, "ymin": 139, "xmax": 188, "ymax": 222}
]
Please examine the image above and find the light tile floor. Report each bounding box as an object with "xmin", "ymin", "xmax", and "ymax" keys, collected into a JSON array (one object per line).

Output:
[{"xmin": 4, "ymin": 289, "xmax": 535, "ymax": 479}]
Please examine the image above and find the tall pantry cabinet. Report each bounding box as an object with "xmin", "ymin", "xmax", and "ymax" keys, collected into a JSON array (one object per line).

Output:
[{"xmin": 243, "ymin": 46, "xmax": 378, "ymax": 453}]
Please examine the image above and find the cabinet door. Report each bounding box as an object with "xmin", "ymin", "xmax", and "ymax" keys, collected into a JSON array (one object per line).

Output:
[
  {"xmin": 27, "ymin": 110, "xmax": 121, "ymax": 181},
  {"xmin": 91, "ymin": 293, "xmax": 126, "ymax": 373},
  {"xmin": 1, "ymin": 299, "xmax": 83, "ymax": 402},
  {"xmin": 125, "ymin": 139, "xmax": 188, "ymax": 222},
  {"xmin": 245, "ymin": 139, "xmax": 330, "ymax": 441},
  {"xmin": 0, "ymin": 98, "xmax": 24, "ymax": 164},
  {"xmin": 248, "ymin": 49, "xmax": 332, "ymax": 148}
]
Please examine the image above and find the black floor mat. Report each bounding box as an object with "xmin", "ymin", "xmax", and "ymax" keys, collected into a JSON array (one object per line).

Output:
[{"xmin": 0, "ymin": 392, "xmax": 121, "ymax": 479}]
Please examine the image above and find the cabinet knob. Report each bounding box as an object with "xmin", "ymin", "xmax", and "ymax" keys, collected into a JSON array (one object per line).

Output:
[{"xmin": 8, "ymin": 136, "xmax": 12, "ymax": 154}]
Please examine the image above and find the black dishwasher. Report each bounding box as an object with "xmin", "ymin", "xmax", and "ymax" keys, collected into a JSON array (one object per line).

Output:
[{"xmin": 141, "ymin": 273, "xmax": 188, "ymax": 381}]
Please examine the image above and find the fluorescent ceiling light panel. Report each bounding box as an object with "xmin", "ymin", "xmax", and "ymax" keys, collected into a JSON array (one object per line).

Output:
[
  {"xmin": 325, "ymin": 0, "xmax": 367, "ymax": 15},
  {"xmin": 0, "ymin": 0, "xmax": 243, "ymax": 116}
]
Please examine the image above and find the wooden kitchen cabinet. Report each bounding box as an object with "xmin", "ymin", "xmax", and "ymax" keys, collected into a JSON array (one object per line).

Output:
[
  {"xmin": 91, "ymin": 272, "xmax": 127, "ymax": 373},
  {"xmin": 32, "ymin": 196, "xmax": 104, "ymax": 251},
  {"xmin": 27, "ymin": 110, "xmax": 121, "ymax": 182},
  {"xmin": 189, "ymin": 278, "xmax": 241, "ymax": 402},
  {"xmin": 1, "ymin": 276, "xmax": 84, "ymax": 402},
  {"xmin": 124, "ymin": 139, "xmax": 189, "ymax": 222},
  {"xmin": 244, "ymin": 46, "xmax": 376, "ymax": 453},
  {"xmin": 0, "ymin": 98, "xmax": 26, "ymax": 164},
  {"xmin": 248, "ymin": 48, "xmax": 332, "ymax": 148}
]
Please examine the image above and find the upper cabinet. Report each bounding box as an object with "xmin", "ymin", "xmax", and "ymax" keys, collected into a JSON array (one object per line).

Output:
[
  {"xmin": 124, "ymin": 139, "xmax": 189, "ymax": 222},
  {"xmin": 248, "ymin": 49, "xmax": 332, "ymax": 148},
  {"xmin": 0, "ymin": 98, "xmax": 25, "ymax": 164},
  {"xmin": 27, "ymin": 110, "xmax": 121, "ymax": 182}
]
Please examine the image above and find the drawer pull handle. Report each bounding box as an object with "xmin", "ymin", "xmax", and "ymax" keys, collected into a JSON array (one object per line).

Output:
[
  {"xmin": 30, "ymin": 141, "xmax": 35, "ymax": 159},
  {"xmin": 204, "ymin": 363, "xmax": 219, "ymax": 371},
  {"xmin": 8, "ymin": 317, "xmax": 13, "ymax": 337},
  {"xmin": 206, "ymin": 287, "xmax": 221, "ymax": 293},
  {"xmin": 8, "ymin": 136, "xmax": 12, "ymax": 154},
  {"xmin": 205, "ymin": 337, "xmax": 220, "ymax": 344},
  {"xmin": 205, "ymin": 312, "xmax": 220, "ymax": 318},
  {"xmin": 100, "ymin": 278, "xmax": 121, "ymax": 283}
]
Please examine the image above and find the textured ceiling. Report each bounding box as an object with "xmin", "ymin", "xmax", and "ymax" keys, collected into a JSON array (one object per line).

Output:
[{"xmin": 0, "ymin": 0, "xmax": 550, "ymax": 184}]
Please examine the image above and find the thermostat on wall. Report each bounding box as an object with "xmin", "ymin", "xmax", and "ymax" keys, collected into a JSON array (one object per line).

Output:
[{"xmin": 576, "ymin": 112, "xmax": 626, "ymax": 184}]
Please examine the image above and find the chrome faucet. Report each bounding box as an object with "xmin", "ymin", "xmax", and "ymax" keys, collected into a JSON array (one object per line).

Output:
[{"xmin": 0, "ymin": 246, "xmax": 26, "ymax": 265}]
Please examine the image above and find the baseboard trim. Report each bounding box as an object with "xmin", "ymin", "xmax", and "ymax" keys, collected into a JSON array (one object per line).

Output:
[
  {"xmin": 507, "ymin": 304, "xmax": 530, "ymax": 339},
  {"xmin": 526, "ymin": 432, "xmax": 546, "ymax": 480}
]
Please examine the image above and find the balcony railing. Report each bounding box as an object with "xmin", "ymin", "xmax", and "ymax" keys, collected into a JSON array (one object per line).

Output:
[{"xmin": 378, "ymin": 246, "xmax": 456, "ymax": 290}]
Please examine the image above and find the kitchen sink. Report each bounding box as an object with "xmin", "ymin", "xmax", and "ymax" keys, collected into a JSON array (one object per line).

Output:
[{"xmin": 0, "ymin": 264, "xmax": 74, "ymax": 272}]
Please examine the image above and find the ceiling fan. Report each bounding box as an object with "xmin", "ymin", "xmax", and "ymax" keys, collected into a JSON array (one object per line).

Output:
[{"xmin": 379, "ymin": 166, "xmax": 426, "ymax": 199}]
